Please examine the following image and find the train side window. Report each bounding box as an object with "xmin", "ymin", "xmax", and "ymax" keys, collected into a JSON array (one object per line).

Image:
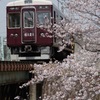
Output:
[
  {"xmin": 8, "ymin": 13, "xmax": 20, "ymax": 28},
  {"xmin": 23, "ymin": 11, "xmax": 34, "ymax": 28}
]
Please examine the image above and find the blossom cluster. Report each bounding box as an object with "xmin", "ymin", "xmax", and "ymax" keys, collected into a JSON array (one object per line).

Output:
[
  {"xmin": 28, "ymin": 50, "xmax": 100, "ymax": 100},
  {"xmin": 20, "ymin": 0, "xmax": 100, "ymax": 99}
]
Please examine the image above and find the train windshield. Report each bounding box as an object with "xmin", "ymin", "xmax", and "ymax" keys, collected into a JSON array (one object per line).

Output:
[
  {"xmin": 8, "ymin": 13, "xmax": 20, "ymax": 28},
  {"xmin": 23, "ymin": 11, "xmax": 34, "ymax": 28},
  {"xmin": 37, "ymin": 12, "xmax": 50, "ymax": 25}
]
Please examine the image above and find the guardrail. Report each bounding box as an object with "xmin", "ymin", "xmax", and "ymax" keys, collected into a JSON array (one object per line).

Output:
[{"xmin": 0, "ymin": 61, "xmax": 34, "ymax": 71}]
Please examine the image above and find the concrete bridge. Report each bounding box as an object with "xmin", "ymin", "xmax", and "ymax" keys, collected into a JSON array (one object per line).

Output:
[{"xmin": 0, "ymin": 61, "xmax": 34, "ymax": 100}]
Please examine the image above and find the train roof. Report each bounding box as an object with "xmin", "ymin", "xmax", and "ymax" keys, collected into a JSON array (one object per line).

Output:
[{"xmin": 7, "ymin": 0, "xmax": 53, "ymax": 7}]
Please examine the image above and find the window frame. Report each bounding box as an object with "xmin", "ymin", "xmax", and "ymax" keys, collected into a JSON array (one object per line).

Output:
[
  {"xmin": 37, "ymin": 11, "xmax": 51, "ymax": 25},
  {"xmin": 7, "ymin": 12, "xmax": 20, "ymax": 29},
  {"xmin": 23, "ymin": 10, "xmax": 34, "ymax": 28}
]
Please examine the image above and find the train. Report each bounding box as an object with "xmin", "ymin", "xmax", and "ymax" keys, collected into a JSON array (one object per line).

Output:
[{"xmin": 6, "ymin": 0, "xmax": 74, "ymax": 61}]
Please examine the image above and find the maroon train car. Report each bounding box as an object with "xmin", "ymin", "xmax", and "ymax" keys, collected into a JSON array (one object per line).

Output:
[{"xmin": 6, "ymin": 0, "xmax": 70, "ymax": 61}]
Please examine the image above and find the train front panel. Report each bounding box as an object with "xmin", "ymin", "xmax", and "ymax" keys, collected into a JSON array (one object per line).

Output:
[{"xmin": 6, "ymin": 3, "xmax": 53, "ymax": 60}]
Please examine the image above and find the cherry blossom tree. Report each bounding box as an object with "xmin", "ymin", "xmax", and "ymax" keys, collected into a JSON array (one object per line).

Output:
[
  {"xmin": 64, "ymin": 0, "xmax": 100, "ymax": 50},
  {"xmin": 20, "ymin": 0, "xmax": 100, "ymax": 99}
]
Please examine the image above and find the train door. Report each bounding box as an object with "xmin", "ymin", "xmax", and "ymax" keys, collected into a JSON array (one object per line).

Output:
[{"xmin": 21, "ymin": 7, "xmax": 36, "ymax": 43}]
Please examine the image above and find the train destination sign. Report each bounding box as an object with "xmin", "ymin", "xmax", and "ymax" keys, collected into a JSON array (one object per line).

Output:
[{"xmin": 24, "ymin": 0, "xmax": 32, "ymax": 3}]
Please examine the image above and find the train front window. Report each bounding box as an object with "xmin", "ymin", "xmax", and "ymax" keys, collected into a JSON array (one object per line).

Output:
[
  {"xmin": 37, "ymin": 12, "xmax": 50, "ymax": 25},
  {"xmin": 8, "ymin": 13, "xmax": 20, "ymax": 28},
  {"xmin": 23, "ymin": 11, "xmax": 34, "ymax": 28}
]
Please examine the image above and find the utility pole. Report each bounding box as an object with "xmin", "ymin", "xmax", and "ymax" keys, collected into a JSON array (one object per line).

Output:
[{"xmin": 0, "ymin": 37, "xmax": 2, "ymax": 60}]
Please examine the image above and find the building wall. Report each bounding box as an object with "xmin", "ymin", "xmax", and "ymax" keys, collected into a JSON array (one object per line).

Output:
[
  {"xmin": 3, "ymin": 37, "xmax": 11, "ymax": 61},
  {"xmin": 0, "ymin": 37, "xmax": 11, "ymax": 61}
]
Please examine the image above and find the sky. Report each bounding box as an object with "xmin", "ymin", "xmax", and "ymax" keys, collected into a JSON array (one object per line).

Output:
[{"xmin": 0, "ymin": 0, "xmax": 12, "ymax": 37}]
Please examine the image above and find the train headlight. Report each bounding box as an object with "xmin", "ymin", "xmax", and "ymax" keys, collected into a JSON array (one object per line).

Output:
[
  {"xmin": 15, "ymin": 33, "xmax": 18, "ymax": 37},
  {"xmin": 10, "ymin": 33, "xmax": 14, "ymax": 37}
]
